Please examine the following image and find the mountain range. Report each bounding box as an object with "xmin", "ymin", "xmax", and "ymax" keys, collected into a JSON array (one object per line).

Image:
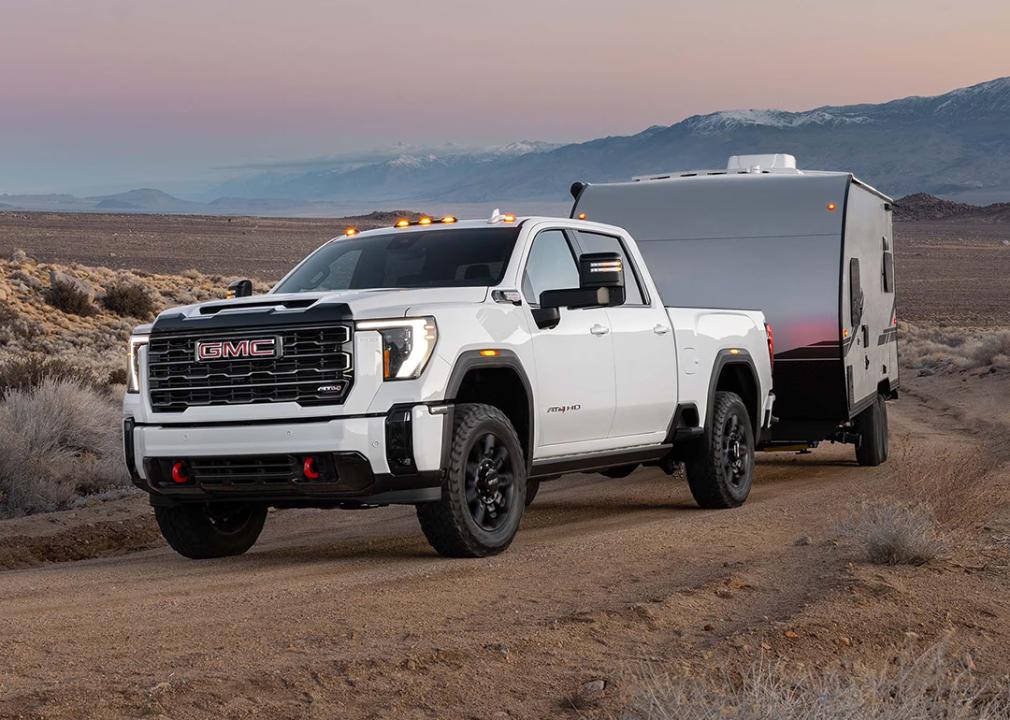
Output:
[{"xmin": 3, "ymin": 77, "xmax": 1009, "ymax": 215}]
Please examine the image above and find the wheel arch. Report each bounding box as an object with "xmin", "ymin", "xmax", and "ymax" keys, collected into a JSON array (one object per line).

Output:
[
  {"xmin": 443, "ymin": 350, "xmax": 534, "ymax": 471},
  {"xmin": 707, "ymin": 350, "xmax": 761, "ymax": 434}
]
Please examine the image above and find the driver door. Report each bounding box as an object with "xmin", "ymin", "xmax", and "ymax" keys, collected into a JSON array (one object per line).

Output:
[{"xmin": 522, "ymin": 228, "xmax": 616, "ymax": 454}]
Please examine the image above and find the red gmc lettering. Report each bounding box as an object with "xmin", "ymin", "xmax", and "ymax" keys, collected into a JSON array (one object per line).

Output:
[{"xmin": 197, "ymin": 338, "xmax": 276, "ymax": 361}]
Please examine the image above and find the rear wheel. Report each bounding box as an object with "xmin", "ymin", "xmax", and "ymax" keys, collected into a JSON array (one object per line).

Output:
[
  {"xmin": 685, "ymin": 391, "xmax": 754, "ymax": 509},
  {"xmin": 855, "ymin": 393, "xmax": 889, "ymax": 466},
  {"xmin": 416, "ymin": 403, "xmax": 527, "ymax": 557},
  {"xmin": 154, "ymin": 502, "xmax": 267, "ymax": 559}
]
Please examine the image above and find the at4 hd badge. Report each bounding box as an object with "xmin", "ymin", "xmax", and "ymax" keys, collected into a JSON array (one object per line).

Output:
[{"xmin": 546, "ymin": 404, "xmax": 582, "ymax": 414}]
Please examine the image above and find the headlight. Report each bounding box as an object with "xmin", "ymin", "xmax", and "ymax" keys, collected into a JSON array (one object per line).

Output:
[
  {"xmin": 127, "ymin": 334, "xmax": 150, "ymax": 393},
  {"xmin": 356, "ymin": 317, "xmax": 437, "ymax": 381}
]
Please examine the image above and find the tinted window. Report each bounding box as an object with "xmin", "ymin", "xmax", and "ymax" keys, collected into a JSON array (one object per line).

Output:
[
  {"xmin": 575, "ymin": 231, "xmax": 645, "ymax": 304},
  {"xmin": 275, "ymin": 228, "xmax": 520, "ymax": 293},
  {"xmin": 522, "ymin": 230, "xmax": 579, "ymax": 305}
]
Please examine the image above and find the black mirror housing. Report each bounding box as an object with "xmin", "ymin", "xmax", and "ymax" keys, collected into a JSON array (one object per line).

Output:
[
  {"xmin": 227, "ymin": 279, "xmax": 253, "ymax": 299},
  {"xmin": 579, "ymin": 252, "xmax": 625, "ymax": 290},
  {"xmin": 539, "ymin": 286, "xmax": 620, "ymax": 311}
]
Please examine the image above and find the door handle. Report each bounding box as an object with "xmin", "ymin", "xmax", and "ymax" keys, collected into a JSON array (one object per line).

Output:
[
  {"xmin": 590, "ymin": 324, "xmax": 610, "ymax": 336},
  {"xmin": 653, "ymin": 324, "xmax": 670, "ymax": 335}
]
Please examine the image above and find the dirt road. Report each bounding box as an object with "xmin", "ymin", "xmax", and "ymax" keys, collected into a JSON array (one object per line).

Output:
[{"xmin": 2, "ymin": 373, "xmax": 1009, "ymax": 719}]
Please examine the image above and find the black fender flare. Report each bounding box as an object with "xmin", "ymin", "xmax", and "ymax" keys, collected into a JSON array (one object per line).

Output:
[
  {"xmin": 706, "ymin": 349, "xmax": 762, "ymax": 437},
  {"xmin": 441, "ymin": 349, "xmax": 535, "ymax": 473}
]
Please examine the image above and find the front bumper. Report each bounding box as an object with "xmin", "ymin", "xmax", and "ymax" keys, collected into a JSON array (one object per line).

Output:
[{"xmin": 124, "ymin": 404, "xmax": 446, "ymax": 507}]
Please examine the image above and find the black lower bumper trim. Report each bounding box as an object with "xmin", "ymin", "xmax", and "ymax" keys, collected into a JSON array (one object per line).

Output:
[{"xmin": 138, "ymin": 451, "xmax": 443, "ymax": 507}]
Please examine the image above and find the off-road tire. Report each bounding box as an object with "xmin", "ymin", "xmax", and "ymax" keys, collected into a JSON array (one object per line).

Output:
[
  {"xmin": 416, "ymin": 403, "xmax": 526, "ymax": 558},
  {"xmin": 525, "ymin": 478, "xmax": 540, "ymax": 507},
  {"xmin": 685, "ymin": 391, "xmax": 754, "ymax": 509},
  {"xmin": 154, "ymin": 503, "xmax": 268, "ymax": 559},
  {"xmin": 855, "ymin": 393, "xmax": 889, "ymax": 466}
]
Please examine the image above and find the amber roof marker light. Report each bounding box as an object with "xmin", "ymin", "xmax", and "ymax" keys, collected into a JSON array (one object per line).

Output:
[
  {"xmin": 826, "ymin": 202, "xmax": 838, "ymax": 212},
  {"xmin": 395, "ymin": 218, "xmax": 410, "ymax": 228},
  {"xmin": 577, "ymin": 212, "xmax": 587, "ymax": 220},
  {"xmin": 418, "ymin": 216, "xmax": 433, "ymax": 225},
  {"xmin": 440, "ymin": 215, "xmax": 457, "ymax": 224},
  {"xmin": 344, "ymin": 227, "xmax": 358, "ymax": 236}
]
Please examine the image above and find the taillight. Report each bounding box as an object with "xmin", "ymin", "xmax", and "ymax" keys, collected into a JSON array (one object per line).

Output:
[{"xmin": 764, "ymin": 322, "xmax": 775, "ymax": 371}]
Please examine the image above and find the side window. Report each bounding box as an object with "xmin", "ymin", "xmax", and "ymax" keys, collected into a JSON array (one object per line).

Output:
[
  {"xmin": 881, "ymin": 237, "xmax": 894, "ymax": 293},
  {"xmin": 522, "ymin": 230, "xmax": 579, "ymax": 305},
  {"xmin": 575, "ymin": 231, "xmax": 646, "ymax": 305}
]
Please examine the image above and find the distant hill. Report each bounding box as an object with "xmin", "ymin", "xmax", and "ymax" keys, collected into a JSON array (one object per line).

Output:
[
  {"xmin": 213, "ymin": 77, "xmax": 1010, "ymax": 206},
  {"xmin": 89, "ymin": 188, "xmax": 202, "ymax": 212},
  {"xmin": 895, "ymin": 192, "xmax": 1010, "ymax": 222}
]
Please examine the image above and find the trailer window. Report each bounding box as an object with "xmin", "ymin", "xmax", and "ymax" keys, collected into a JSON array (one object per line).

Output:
[
  {"xmin": 849, "ymin": 257, "xmax": 864, "ymax": 326},
  {"xmin": 574, "ymin": 231, "xmax": 646, "ymax": 305},
  {"xmin": 522, "ymin": 229, "xmax": 580, "ymax": 306},
  {"xmin": 882, "ymin": 251, "xmax": 894, "ymax": 293}
]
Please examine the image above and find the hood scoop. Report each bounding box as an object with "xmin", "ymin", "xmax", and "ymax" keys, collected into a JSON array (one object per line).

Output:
[{"xmin": 199, "ymin": 298, "xmax": 316, "ymax": 315}]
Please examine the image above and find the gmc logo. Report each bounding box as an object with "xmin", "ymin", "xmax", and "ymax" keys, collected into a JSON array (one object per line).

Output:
[{"xmin": 195, "ymin": 337, "xmax": 280, "ymax": 361}]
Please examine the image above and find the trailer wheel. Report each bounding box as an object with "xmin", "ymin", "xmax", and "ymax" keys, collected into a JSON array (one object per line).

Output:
[
  {"xmin": 416, "ymin": 403, "xmax": 527, "ymax": 557},
  {"xmin": 855, "ymin": 393, "xmax": 889, "ymax": 466},
  {"xmin": 154, "ymin": 503, "xmax": 267, "ymax": 559},
  {"xmin": 685, "ymin": 391, "xmax": 754, "ymax": 509}
]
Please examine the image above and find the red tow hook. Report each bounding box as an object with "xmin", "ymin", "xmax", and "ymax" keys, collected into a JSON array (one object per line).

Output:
[
  {"xmin": 303, "ymin": 456, "xmax": 321, "ymax": 480},
  {"xmin": 171, "ymin": 461, "xmax": 190, "ymax": 484}
]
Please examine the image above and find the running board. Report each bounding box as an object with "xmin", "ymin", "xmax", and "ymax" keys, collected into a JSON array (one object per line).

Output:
[{"xmin": 529, "ymin": 445, "xmax": 671, "ymax": 480}]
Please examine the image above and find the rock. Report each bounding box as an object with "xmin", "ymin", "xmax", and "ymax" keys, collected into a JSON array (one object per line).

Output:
[
  {"xmin": 703, "ymin": 623, "xmax": 715, "ymax": 632},
  {"xmin": 783, "ymin": 629, "xmax": 799, "ymax": 639},
  {"xmin": 794, "ymin": 535, "xmax": 812, "ymax": 546},
  {"xmin": 49, "ymin": 269, "xmax": 95, "ymax": 300},
  {"xmin": 715, "ymin": 588, "xmax": 734, "ymax": 599},
  {"xmin": 10, "ymin": 248, "xmax": 28, "ymax": 263}
]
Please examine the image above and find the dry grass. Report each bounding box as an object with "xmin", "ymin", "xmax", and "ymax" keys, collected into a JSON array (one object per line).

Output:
[
  {"xmin": 901, "ymin": 322, "xmax": 1010, "ymax": 374},
  {"xmin": 0, "ymin": 378, "xmax": 128, "ymax": 517},
  {"xmin": 846, "ymin": 501, "xmax": 946, "ymax": 566},
  {"xmin": 627, "ymin": 641, "xmax": 1010, "ymax": 719},
  {"xmin": 840, "ymin": 444, "xmax": 998, "ymax": 567}
]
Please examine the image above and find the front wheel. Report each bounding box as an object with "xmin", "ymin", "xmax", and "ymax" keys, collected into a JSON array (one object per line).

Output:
[
  {"xmin": 416, "ymin": 403, "xmax": 526, "ymax": 557},
  {"xmin": 855, "ymin": 393, "xmax": 889, "ymax": 466},
  {"xmin": 684, "ymin": 391, "xmax": 754, "ymax": 509},
  {"xmin": 154, "ymin": 502, "xmax": 268, "ymax": 559}
]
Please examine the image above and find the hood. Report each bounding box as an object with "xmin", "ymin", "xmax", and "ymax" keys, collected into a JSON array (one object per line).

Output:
[{"xmin": 151, "ymin": 286, "xmax": 489, "ymax": 333}]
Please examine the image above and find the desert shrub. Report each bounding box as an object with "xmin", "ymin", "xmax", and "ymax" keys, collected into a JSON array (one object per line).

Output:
[
  {"xmin": 107, "ymin": 367, "xmax": 128, "ymax": 386},
  {"xmin": 901, "ymin": 322, "xmax": 1010, "ymax": 373},
  {"xmin": 102, "ymin": 282, "xmax": 156, "ymax": 319},
  {"xmin": 0, "ymin": 355, "xmax": 103, "ymax": 395},
  {"xmin": 0, "ymin": 379, "xmax": 128, "ymax": 517},
  {"xmin": 846, "ymin": 500, "xmax": 945, "ymax": 566},
  {"xmin": 46, "ymin": 275, "xmax": 96, "ymax": 316},
  {"xmin": 628, "ymin": 642, "xmax": 1010, "ymax": 720}
]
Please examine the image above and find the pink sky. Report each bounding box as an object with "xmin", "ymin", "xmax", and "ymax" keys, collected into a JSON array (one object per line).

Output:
[{"xmin": 1, "ymin": 0, "xmax": 1008, "ymax": 193}]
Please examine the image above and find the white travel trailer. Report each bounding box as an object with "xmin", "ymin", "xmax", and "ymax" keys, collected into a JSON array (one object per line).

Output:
[{"xmin": 570, "ymin": 154, "xmax": 897, "ymax": 465}]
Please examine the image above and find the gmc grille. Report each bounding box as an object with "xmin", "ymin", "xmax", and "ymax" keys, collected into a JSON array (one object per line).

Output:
[{"xmin": 147, "ymin": 324, "xmax": 353, "ymax": 413}]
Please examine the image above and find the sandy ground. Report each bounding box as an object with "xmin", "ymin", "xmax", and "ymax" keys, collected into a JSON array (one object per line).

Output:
[{"xmin": 1, "ymin": 370, "xmax": 1008, "ymax": 719}]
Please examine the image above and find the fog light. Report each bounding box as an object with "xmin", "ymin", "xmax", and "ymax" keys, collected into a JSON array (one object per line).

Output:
[{"xmin": 171, "ymin": 461, "xmax": 190, "ymax": 484}]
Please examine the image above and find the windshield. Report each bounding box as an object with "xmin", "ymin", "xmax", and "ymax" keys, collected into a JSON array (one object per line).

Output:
[{"xmin": 274, "ymin": 227, "xmax": 521, "ymax": 293}]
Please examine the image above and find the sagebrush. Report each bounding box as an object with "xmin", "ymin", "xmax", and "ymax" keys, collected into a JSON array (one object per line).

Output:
[
  {"xmin": 102, "ymin": 282, "xmax": 157, "ymax": 319},
  {"xmin": 0, "ymin": 379, "xmax": 128, "ymax": 517}
]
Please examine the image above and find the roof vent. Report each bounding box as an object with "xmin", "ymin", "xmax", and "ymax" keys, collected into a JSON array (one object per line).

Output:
[{"xmin": 726, "ymin": 154, "xmax": 797, "ymax": 172}]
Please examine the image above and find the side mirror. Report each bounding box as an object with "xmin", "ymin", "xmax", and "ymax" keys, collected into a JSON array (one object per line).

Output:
[
  {"xmin": 227, "ymin": 279, "xmax": 253, "ymax": 299},
  {"xmin": 578, "ymin": 251, "xmax": 625, "ymax": 300}
]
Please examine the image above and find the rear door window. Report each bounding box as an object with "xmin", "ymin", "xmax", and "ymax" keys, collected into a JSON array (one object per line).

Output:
[{"xmin": 575, "ymin": 231, "xmax": 646, "ymax": 305}]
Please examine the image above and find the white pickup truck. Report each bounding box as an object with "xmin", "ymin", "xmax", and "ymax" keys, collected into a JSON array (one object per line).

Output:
[{"xmin": 123, "ymin": 212, "xmax": 775, "ymax": 559}]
